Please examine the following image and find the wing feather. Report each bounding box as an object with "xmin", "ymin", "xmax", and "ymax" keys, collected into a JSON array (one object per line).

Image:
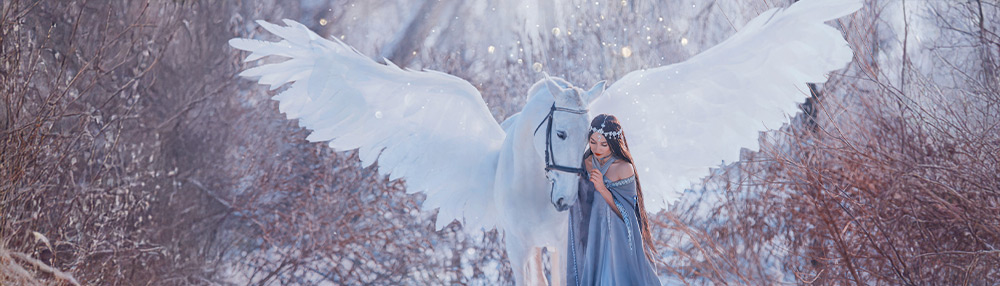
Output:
[
  {"xmin": 231, "ymin": 19, "xmax": 505, "ymax": 233},
  {"xmin": 592, "ymin": 0, "xmax": 861, "ymax": 210}
]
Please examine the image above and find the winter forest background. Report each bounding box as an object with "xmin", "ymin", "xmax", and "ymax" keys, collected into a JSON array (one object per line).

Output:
[{"xmin": 2, "ymin": 0, "xmax": 998, "ymax": 285}]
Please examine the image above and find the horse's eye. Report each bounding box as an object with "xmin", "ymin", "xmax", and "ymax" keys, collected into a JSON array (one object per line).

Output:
[{"xmin": 557, "ymin": 131, "xmax": 567, "ymax": 140}]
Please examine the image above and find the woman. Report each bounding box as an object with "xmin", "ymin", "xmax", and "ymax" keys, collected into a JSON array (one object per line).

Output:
[{"xmin": 567, "ymin": 114, "xmax": 660, "ymax": 285}]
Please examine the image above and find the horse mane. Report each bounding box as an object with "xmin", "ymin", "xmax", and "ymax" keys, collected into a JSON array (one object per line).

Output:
[{"xmin": 525, "ymin": 76, "xmax": 585, "ymax": 108}]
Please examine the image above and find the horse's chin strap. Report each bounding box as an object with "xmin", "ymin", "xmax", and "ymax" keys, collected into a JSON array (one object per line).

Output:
[{"xmin": 534, "ymin": 103, "xmax": 589, "ymax": 176}]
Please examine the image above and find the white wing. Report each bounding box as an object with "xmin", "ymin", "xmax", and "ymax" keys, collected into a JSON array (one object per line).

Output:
[
  {"xmin": 591, "ymin": 0, "xmax": 860, "ymax": 210},
  {"xmin": 230, "ymin": 19, "xmax": 504, "ymax": 232}
]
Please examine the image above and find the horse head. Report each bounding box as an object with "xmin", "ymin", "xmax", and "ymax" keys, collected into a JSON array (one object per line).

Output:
[{"xmin": 531, "ymin": 76, "xmax": 605, "ymax": 211}]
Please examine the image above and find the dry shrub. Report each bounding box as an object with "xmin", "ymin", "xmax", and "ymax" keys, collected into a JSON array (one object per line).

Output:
[
  {"xmin": 3, "ymin": 0, "xmax": 513, "ymax": 284},
  {"xmin": 766, "ymin": 0, "xmax": 1000, "ymax": 280},
  {"xmin": 1, "ymin": 1, "xmax": 172, "ymax": 284},
  {"xmin": 656, "ymin": 0, "xmax": 1000, "ymax": 284},
  {"xmin": 216, "ymin": 143, "xmax": 513, "ymax": 284},
  {"xmin": 0, "ymin": 0, "xmax": 264, "ymax": 284}
]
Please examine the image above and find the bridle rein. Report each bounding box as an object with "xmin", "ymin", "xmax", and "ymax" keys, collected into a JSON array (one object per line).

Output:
[{"xmin": 534, "ymin": 103, "xmax": 589, "ymax": 176}]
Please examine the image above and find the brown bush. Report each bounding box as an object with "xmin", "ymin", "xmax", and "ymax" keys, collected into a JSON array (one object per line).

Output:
[
  {"xmin": 2, "ymin": 0, "xmax": 513, "ymax": 284},
  {"xmin": 1, "ymin": 1, "xmax": 171, "ymax": 284},
  {"xmin": 0, "ymin": 0, "xmax": 268, "ymax": 284},
  {"xmin": 656, "ymin": 0, "xmax": 1000, "ymax": 284}
]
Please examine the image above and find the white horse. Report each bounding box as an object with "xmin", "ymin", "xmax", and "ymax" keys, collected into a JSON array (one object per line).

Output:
[
  {"xmin": 229, "ymin": 0, "xmax": 862, "ymax": 284},
  {"xmin": 495, "ymin": 77, "xmax": 604, "ymax": 285},
  {"xmin": 231, "ymin": 20, "xmax": 600, "ymax": 284}
]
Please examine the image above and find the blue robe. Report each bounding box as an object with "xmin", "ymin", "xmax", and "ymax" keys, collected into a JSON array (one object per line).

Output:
[{"xmin": 566, "ymin": 156, "xmax": 660, "ymax": 286}]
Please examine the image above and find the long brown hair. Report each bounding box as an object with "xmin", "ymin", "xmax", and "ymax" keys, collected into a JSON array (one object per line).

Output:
[{"xmin": 582, "ymin": 114, "xmax": 658, "ymax": 263}]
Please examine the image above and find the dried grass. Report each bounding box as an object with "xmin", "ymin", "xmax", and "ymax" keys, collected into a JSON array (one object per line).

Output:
[{"xmin": 0, "ymin": 244, "xmax": 81, "ymax": 286}]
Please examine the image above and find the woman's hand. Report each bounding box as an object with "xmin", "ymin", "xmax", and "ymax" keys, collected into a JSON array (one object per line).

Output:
[
  {"xmin": 589, "ymin": 167, "xmax": 621, "ymax": 217},
  {"xmin": 589, "ymin": 168, "xmax": 606, "ymax": 191}
]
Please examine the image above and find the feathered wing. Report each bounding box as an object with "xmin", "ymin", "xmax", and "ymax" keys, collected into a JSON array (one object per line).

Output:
[
  {"xmin": 230, "ymin": 19, "xmax": 505, "ymax": 232},
  {"xmin": 590, "ymin": 0, "xmax": 860, "ymax": 210}
]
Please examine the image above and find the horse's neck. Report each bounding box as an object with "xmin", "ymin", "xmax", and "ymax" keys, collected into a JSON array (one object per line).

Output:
[
  {"xmin": 495, "ymin": 97, "xmax": 553, "ymax": 195},
  {"xmin": 510, "ymin": 97, "xmax": 554, "ymax": 162}
]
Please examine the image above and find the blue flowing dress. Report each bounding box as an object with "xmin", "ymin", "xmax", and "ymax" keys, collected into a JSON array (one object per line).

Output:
[{"xmin": 566, "ymin": 156, "xmax": 660, "ymax": 286}]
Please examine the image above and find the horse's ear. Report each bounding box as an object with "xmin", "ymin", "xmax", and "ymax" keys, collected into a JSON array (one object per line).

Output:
[
  {"xmin": 544, "ymin": 77, "xmax": 567, "ymax": 99},
  {"xmin": 584, "ymin": 80, "xmax": 606, "ymax": 104}
]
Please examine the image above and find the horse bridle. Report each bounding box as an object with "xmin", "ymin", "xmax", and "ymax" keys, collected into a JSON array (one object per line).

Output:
[{"xmin": 534, "ymin": 103, "xmax": 589, "ymax": 176}]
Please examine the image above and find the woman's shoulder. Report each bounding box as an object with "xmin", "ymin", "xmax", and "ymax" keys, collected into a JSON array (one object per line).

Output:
[{"xmin": 607, "ymin": 159, "xmax": 634, "ymax": 181}]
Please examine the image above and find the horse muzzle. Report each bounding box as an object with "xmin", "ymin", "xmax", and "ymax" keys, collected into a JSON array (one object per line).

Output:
[{"xmin": 553, "ymin": 197, "xmax": 571, "ymax": 212}]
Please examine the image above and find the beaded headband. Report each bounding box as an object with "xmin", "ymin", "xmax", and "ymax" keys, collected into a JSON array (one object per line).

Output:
[{"xmin": 591, "ymin": 116, "xmax": 621, "ymax": 139}]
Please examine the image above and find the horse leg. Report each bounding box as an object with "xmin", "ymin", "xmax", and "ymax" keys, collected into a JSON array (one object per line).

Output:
[
  {"xmin": 507, "ymin": 237, "xmax": 540, "ymax": 286},
  {"xmin": 549, "ymin": 244, "xmax": 565, "ymax": 286},
  {"xmin": 543, "ymin": 224, "xmax": 567, "ymax": 286},
  {"xmin": 529, "ymin": 247, "xmax": 546, "ymax": 285}
]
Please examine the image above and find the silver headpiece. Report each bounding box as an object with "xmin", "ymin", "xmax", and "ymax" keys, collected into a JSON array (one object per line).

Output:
[{"xmin": 591, "ymin": 117, "xmax": 621, "ymax": 139}]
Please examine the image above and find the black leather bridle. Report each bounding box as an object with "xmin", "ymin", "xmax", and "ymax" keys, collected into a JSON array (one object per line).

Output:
[{"xmin": 534, "ymin": 103, "xmax": 589, "ymax": 176}]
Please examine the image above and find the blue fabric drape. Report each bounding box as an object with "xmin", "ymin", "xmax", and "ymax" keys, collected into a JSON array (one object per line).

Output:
[{"xmin": 567, "ymin": 156, "xmax": 660, "ymax": 285}]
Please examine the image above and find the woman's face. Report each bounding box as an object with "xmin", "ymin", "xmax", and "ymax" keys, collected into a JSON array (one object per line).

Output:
[{"xmin": 589, "ymin": 132, "xmax": 610, "ymax": 157}]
